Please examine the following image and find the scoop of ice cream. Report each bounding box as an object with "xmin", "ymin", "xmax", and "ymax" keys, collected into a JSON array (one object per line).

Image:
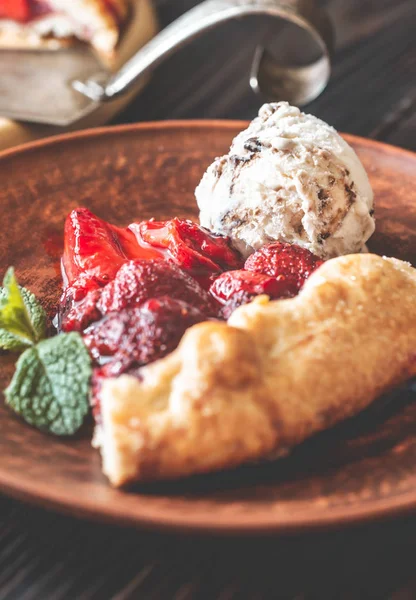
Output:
[{"xmin": 195, "ymin": 102, "xmax": 375, "ymax": 259}]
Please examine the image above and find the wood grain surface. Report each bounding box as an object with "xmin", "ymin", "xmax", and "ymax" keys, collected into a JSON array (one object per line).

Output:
[{"xmin": 0, "ymin": 0, "xmax": 415, "ymax": 598}]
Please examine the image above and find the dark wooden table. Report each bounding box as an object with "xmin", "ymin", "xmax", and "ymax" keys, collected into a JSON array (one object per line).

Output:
[{"xmin": 1, "ymin": 1, "xmax": 416, "ymax": 598}]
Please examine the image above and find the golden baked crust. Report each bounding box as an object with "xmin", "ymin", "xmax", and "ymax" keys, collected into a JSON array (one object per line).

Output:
[
  {"xmin": 97, "ymin": 254, "xmax": 416, "ymax": 486},
  {"xmin": 0, "ymin": 0, "xmax": 129, "ymax": 55}
]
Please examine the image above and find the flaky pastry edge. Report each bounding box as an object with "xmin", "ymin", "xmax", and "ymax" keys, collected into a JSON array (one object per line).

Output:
[{"xmin": 94, "ymin": 254, "xmax": 416, "ymax": 486}]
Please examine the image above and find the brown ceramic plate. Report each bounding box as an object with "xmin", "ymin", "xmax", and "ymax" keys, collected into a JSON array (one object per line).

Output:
[{"xmin": 0, "ymin": 122, "xmax": 415, "ymax": 535}]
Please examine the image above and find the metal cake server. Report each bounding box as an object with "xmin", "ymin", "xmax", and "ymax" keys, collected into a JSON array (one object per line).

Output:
[{"xmin": 0, "ymin": 0, "xmax": 333, "ymax": 127}]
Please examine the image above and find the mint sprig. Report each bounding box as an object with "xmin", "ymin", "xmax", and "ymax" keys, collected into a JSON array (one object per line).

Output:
[
  {"xmin": 0, "ymin": 268, "xmax": 46, "ymax": 351},
  {"xmin": 5, "ymin": 332, "xmax": 92, "ymax": 436},
  {"xmin": 1, "ymin": 268, "xmax": 92, "ymax": 436}
]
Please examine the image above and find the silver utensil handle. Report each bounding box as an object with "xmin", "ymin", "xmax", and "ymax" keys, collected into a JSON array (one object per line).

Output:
[{"xmin": 75, "ymin": 0, "xmax": 333, "ymax": 105}]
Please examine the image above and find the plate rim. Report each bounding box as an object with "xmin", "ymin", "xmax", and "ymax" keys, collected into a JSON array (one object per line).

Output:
[
  {"xmin": 2, "ymin": 464, "xmax": 416, "ymax": 535},
  {"xmin": 0, "ymin": 120, "xmax": 415, "ymax": 535},
  {"xmin": 0, "ymin": 119, "xmax": 415, "ymax": 163}
]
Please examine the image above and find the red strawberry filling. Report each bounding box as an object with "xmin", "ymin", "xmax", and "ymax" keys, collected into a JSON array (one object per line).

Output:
[
  {"xmin": 245, "ymin": 242, "xmax": 324, "ymax": 292},
  {"xmin": 210, "ymin": 269, "xmax": 296, "ymax": 320},
  {"xmin": 86, "ymin": 297, "xmax": 208, "ymax": 420},
  {"xmin": 132, "ymin": 218, "xmax": 243, "ymax": 288},
  {"xmin": 85, "ymin": 297, "xmax": 207, "ymax": 377},
  {"xmin": 0, "ymin": 0, "xmax": 120, "ymax": 24},
  {"xmin": 0, "ymin": 0, "xmax": 31, "ymax": 21},
  {"xmin": 0, "ymin": 0, "xmax": 52, "ymax": 22},
  {"xmin": 59, "ymin": 210, "xmax": 238, "ymax": 398},
  {"xmin": 62, "ymin": 208, "xmax": 163, "ymax": 297},
  {"xmin": 61, "ymin": 258, "xmax": 217, "ymax": 332},
  {"xmin": 59, "ymin": 208, "xmax": 324, "ymax": 419},
  {"xmin": 210, "ymin": 242, "xmax": 323, "ymax": 317},
  {"xmin": 97, "ymin": 259, "xmax": 217, "ymax": 318}
]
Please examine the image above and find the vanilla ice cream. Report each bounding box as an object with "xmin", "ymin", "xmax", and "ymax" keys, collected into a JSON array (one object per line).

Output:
[{"xmin": 195, "ymin": 102, "xmax": 375, "ymax": 258}]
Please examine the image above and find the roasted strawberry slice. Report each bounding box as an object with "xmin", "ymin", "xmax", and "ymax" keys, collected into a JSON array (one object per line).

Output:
[
  {"xmin": 60, "ymin": 259, "xmax": 218, "ymax": 332},
  {"xmin": 62, "ymin": 208, "xmax": 163, "ymax": 292},
  {"xmin": 60, "ymin": 208, "xmax": 165, "ymax": 331},
  {"xmin": 84, "ymin": 296, "xmax": 207, "ymax": 377},
  {"xmin": 88, "ymin": 295, "xmax": 209, "ymax": 422},
  {"xmin": 59, "ymin": 287, "xmax": 103, "ymax": 333},
  {"xmin": 89, "ymin": 296, "xmax": 208, "ymax": 421},
  {"xmin": 130, "ymin": 218, "xmax": 243, "ymax": 287},
  {"xmin": 0, "ymin": 0, "xmax": 31, "ymax": 21},
  {"xmin": 113, "ymin": 222, "xmax": 164, "ymax": 262},
  {"xmin": 98, "ymin": 259, "xmax": 218, "ymax": 317},
  {"xmin": 244, "ymin": 242, "xmax": 324, "ymax": 293},
  {"xmin": 63, "ymin": 208, "xmax": 129, "ymax": 290},
  {"xmin": 210, "ymin": 269, "xmax": 294, "ymax": 319}
]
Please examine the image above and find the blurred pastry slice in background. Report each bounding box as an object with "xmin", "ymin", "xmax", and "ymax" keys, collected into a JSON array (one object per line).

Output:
[
  {"xmin": 0, "ymin": 0, "xmax": 157, "ymax": 151},
  {"xmin": 0, "ymin": 0, "xmax": 129, "ymax": 58}
]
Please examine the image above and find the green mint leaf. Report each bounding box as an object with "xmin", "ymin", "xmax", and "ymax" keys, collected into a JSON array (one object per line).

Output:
[
  {"xmin": 0, "ymin": 268, "xmax": 47, "ymax": 351},
  {"xmin": 5, "ymin": 332, "xmax": 92, "ymax": 436}
]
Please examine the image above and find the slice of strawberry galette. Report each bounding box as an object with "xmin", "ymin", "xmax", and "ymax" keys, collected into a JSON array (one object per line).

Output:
[
  {"xmin": 58, "ymin": 208, "xmax": 416, "ymax": 486},
  {"xmin": 0, "ymin": 0, "xmax": 128, "ymax": 55}
]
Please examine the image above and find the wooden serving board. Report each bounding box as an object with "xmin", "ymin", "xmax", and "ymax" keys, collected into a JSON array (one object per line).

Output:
[{"xmin": 0, "ymin": 0, "xmax": 158, "ymax": 151}]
